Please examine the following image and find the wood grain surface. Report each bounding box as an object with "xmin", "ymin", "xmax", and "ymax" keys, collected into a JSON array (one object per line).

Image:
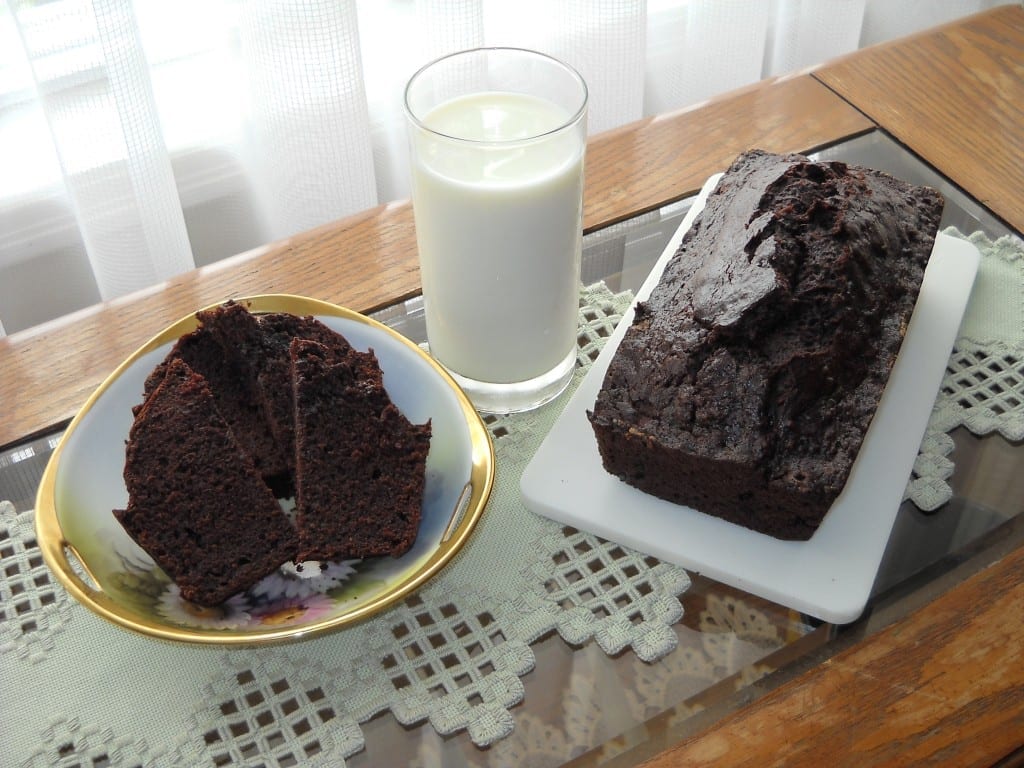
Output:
[
  {"xmin": 582, "ymin": 75, "xmax": 873, "ymax": 229},
  {"xmin": 641, "ymin": 541, "xmax": 1024, "ymax": 767},
  {"xmin": 814, "ymin": 4, "xmax": 1024, "ymax": 234},
  {"xmin": 0, "ymin": 76, "xmax": 870, "ymax": 449}
]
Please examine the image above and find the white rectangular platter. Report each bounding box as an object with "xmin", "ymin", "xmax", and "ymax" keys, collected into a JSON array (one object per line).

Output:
[{"xmin": 520, "ymin": 173, "xmax": 980, "ymax": 624}]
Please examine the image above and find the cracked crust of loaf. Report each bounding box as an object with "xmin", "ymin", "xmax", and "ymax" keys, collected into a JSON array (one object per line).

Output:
[{"xmin": 588, "ymin": 149, "xmax": 944, "ymax": 540}]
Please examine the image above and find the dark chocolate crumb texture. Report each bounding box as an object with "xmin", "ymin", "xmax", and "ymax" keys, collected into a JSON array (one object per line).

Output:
[
  {"xmin": 291, "ymin": 338, "xmax": 431, "ymax": 563},
  {"xmin": 116, "ymin": 302, "xmax": 431, "ymax": 605},
  {"xmin": 116, "ymin": 357, "xmax": 298, "ymax": 606},
  {"xmin": 588, "ymin": 149, "xmax": 943, "ymax": 540}
]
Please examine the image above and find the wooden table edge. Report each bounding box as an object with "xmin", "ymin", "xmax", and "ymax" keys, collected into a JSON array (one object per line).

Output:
[
  {"xmin": 633, "ymin": 521, "xmax": 1024, "ymax": 767},
  {"xmin": 0, "ymin": 74, "xmax": 871, "ymax": 450}
]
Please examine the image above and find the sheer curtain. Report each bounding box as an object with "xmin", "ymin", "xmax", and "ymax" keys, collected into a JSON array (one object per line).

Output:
[{"xmin": 0, "ymin": 0, "xmax": 1008, "ymax": 336}]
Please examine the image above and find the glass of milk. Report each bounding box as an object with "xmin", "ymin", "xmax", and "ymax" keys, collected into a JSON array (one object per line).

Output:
[{"xmin": 404, "ymin": 47, "xmax": 587, "ymax": 414}]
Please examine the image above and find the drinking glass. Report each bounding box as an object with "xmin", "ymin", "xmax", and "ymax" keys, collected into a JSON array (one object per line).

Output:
[{"xmin": 404, "ymin": 47, "xmax": 588, "ymax": 414}]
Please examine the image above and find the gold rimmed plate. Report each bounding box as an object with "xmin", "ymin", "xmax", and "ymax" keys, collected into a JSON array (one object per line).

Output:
[{"xmin": 35, "ymin": 295, "xmax": 494, "ymax": 644}]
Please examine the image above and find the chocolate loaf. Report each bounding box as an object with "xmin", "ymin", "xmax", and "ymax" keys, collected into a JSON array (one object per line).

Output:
[{"xmin": 588, "ymin": 149, "xmax": 944, "ymax": 540}]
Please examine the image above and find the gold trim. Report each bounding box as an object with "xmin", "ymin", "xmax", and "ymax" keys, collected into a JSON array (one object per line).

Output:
[{"xmin": 35, "ymin": 295, "xmax": 495, "ymax": 645}]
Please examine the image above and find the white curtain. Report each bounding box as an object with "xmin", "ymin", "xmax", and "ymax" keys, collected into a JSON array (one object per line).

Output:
[{"xmin": 0, "ymin": 0, "xmax": 1007, "ymax": 336}]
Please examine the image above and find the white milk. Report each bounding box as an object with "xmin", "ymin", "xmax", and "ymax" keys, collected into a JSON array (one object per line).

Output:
[{"xmin": 410, "ymin": 91, "xmax": 584, "ymax": 384}]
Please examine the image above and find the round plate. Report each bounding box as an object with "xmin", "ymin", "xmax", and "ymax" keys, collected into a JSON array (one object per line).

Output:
[{"xmin": 35, "ymin": 295, "xmax": 494, "ymax": 644}]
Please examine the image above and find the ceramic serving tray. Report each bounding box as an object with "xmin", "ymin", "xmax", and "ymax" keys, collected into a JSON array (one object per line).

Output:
[
  {"xmin": 520, "ymin": 174, "xmax": 980, "ymax": 624},
  {"xmin": 35, "ymin": 295, "xmax": 494, "ymax": 644}
]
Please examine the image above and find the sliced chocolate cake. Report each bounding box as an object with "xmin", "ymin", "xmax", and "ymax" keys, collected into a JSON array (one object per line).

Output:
[
  {"xmin": 140, "ymin": 301, "xmax": 292, "ymax": 495},
  {"xmin": 116, "ymin": 302, "xmax": 434, "ymax": 605},
  {"xmin": 289, "ymin": 338, "xmax": 432, "ymax": 562},
  {"xmin": 116, "ymin": 357, "xmax": 299, "ymax": 606},
  {"xmin": 252, "ymin": 312, "xmax": 356, "ymax": 480}
]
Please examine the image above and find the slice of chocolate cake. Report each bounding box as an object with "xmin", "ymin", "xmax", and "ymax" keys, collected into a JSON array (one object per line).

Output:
[
  {"xmin": 289, "ymin": 338, "xmax": 431, "ymax": 562},
  {"xmin": 140, "ymin": 301, "xmax": 292, "ymax": 495},
  {"xmin": 116, "ymin": 357, "xmax": 299, "ymax": 606},
  {"xmin": 252, "ymin": 312, "xmax": 356, "ymax": 479}
]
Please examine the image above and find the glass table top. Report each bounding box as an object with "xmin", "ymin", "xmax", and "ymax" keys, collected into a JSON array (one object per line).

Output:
[{"xmin": 1, "ymin": 130, "xmax": 1020, "ymax": 767}]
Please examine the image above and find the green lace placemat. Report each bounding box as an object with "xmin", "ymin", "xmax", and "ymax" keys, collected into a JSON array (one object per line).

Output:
[
  {"xmin": 4, "ymin": 228, "xmax": 1022, "ymax": 765},
  {"xmin": 905, "ymin": 228, "xmax": 1024, "ymax": 510},
  {"xmin": 1, "ymin": 282, "xmax": 695, "ymax": 766}
]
